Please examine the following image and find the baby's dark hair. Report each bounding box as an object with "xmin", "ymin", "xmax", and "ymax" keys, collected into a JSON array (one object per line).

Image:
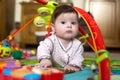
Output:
[{"xmin": 51, "ymin": 5, "xmax": 79, "ymax": 24}]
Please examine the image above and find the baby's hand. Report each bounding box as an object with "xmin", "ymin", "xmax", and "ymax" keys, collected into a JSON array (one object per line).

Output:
[
  {"xmin": 36, "ymin": 59, "xmax": 52, "ymax": 68},
  {"xmin": 64, "ymin": 64, "xmax": 80, "ymax": 73}
]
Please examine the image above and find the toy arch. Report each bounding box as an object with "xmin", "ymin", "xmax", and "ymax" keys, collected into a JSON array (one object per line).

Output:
[
  {"xmin": 74, "ymin": 7, "xmax": 110, "ymax": 80},
  {"xmin": 7, "ymin": 6, "xmax": 110, "ymax": 80}
]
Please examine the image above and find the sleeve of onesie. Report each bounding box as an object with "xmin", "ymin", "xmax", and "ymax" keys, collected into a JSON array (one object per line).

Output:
[
  {"xmin": 37, "ymin": 38, "xmax": 53, "ymax": 61},
  {"xmin": 68, "ymin": 43, "xmax": 84, "ymax": 68}
]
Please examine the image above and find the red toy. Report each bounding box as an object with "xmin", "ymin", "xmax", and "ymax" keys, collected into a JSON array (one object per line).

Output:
[
  {"xmin": 74, "ymin": 7, "xmax": 110, "ymax": 80},
  {"xmin": 35, "ymin": 0, "xmax": 48, "ymax": 4}
]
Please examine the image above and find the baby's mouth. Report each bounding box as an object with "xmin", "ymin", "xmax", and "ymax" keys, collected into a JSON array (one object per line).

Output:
[{"xmin": 66, "ymin": 30, "xmax": 72, "ymax": 33}]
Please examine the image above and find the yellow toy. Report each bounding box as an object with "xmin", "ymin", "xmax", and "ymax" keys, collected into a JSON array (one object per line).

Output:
[{"xmin": 0, "ymin": 39, "xmax": 12, "ymax": 58}]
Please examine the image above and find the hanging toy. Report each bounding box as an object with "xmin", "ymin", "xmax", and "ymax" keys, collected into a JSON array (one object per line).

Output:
[{"xmin": 33, "ymin": 1, "xmax": 58, "ymax": 27}]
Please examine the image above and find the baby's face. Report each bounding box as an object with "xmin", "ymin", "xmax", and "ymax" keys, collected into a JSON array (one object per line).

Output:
[{"xmin": 53, "ymin": 13, "xmax": 79, "ymax": 40}]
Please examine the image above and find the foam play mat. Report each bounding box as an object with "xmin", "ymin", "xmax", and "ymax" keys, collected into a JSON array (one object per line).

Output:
[{"xmin": 64, "ymin": 67, "xmax": 94, "ymax": 80}]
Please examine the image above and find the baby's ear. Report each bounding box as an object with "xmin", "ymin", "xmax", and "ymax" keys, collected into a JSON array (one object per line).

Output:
[
  {"xmin": 51, "ymin": 23, "xmax": 54, "ymax": 27},
  {"xmin": 51, "ymin": 23, "xmax": 55, "ymax": 33}
]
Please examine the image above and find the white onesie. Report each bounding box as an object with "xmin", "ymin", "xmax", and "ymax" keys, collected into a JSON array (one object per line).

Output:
[{"xmin": 37, "ymin": 34, "xmax": 84, "ymax": 68}]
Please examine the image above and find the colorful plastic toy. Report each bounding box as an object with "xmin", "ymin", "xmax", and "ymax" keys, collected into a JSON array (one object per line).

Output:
[
  {"xmin": 12, "ymin": 50, "xmax": 22, "ymax": 59},
  {"xmin": 111, "ymin": 60, "xmax": 120, "ymax": 71},
  {"xmin": 32, "ymin": 67, "xmax": 64, "ymax": 80},
  {"xmin": 22, "ymin": 49, "xmax": 36, "ymax": 58},
  {"xmin": 0, "ymin": 37, "xmax": 13, "ymax": 58},
  {"xmin": 0, "ymin": 46, "xmax": 12, "ymax": 58},
  {"xmin": 33, "ymin": 1, "xmax": 58, "ymax": 27}
]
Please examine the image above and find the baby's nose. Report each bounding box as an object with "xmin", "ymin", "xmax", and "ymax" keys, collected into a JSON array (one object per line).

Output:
[{"xmin": 67, "ymin": 23, "xmax": 72, "ymax": 28}]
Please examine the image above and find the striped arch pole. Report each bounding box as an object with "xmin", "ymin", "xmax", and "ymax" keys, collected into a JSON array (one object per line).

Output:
[{"xmin": 74, "ymin": 7, "xmax": 110, "ymax": 80}]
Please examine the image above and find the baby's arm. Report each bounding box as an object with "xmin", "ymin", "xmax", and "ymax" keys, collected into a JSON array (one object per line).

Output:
[
  {"xmin": 36, "ymin": 38, "xmax": 53, "ymax": 68},
  {"xmin": 36, "ymin": 58, "xmax": 52, "ymax": 68},
  {"xmin": 64, "ymin": 45, "xmax": 84, "ymax": 72}
]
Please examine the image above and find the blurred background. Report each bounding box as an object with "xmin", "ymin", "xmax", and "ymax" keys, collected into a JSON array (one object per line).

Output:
[{"xmin": 0, "ymin": 0, "xmax": 120, "ymax": 52}]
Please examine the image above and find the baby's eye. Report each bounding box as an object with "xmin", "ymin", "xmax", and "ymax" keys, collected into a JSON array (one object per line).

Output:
[
  {"xmin": 71, "ymin": 22, "xmax": 76, "ymax": 25},
  {"xmin": 61, "ymin": 21, "xmax": 65, "ymax": 24}
]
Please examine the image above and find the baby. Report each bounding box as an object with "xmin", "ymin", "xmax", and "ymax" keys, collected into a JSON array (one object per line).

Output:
[{"xmin": 37, "ymin": 5, "xmax": 84, "ymax": 73}]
